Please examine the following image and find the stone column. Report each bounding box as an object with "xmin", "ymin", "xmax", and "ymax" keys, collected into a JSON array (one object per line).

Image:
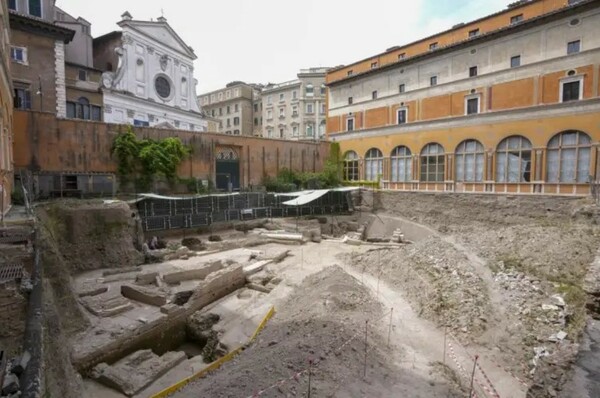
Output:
[{"xmin": 55, "ymin": 40, "xmax": 67, "ymax": 118}]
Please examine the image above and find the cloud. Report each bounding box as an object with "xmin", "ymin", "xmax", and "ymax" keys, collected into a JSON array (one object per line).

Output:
[{"xmin": 55, "ymin": 0, "xmax": 511, "ymax": 93}]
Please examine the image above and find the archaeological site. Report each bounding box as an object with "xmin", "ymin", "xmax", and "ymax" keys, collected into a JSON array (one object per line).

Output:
[{"xmin": 1, "ymin": 188, "xmax": 600, "ymax": 398}]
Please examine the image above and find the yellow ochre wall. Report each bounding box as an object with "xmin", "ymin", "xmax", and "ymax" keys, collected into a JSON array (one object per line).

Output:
[{"xmin": 327, "ymin": 0, "xmax": 569, "ymax": 84}]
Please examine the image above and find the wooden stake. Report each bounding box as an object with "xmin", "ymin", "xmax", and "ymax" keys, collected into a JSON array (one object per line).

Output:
[{"xmin": 363, "ymin": 320, "xmax": 369, "ymax": 378}]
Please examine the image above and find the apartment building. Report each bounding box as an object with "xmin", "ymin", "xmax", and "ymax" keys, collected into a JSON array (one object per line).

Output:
[
  {"xmin": 262, "ymin": 68, "xmax": 329, "ymax": 141},
  {"xmin": 199, "ymin": 82, "xmax": 261, "ymax": 135},
  {"xmin": 327, "ymin": 0, "xmax": 600, "ymax": 195},
  {"xmin": 1, "ymin": 0, "xmax": 14, "ymax": 216},
  {"xmin": 7, "ymin": 0, "xmax": 74, "ymax": 116},
  {"xmin": 55, "ymin": 6, "xmax": 104, "ymax": 121}
]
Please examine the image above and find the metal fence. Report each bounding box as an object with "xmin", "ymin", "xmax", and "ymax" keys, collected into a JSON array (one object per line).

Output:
[{"xmin": 136, "ymin": 191, "xmax": 353, "ymax": 232}]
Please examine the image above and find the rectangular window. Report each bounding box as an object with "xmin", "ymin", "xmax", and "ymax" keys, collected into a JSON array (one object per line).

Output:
[
  {"xmin": 371, "ymin": 62, "xmax": 378, "ymax": 69},
  {"xmin": 253, "ymin": 103, "xmax": 258, "ymax": 112},
  {"xmin": 211, "ymin": 109, "xmax": 215, "ymax": 117},
  {"xmin": 91, "ymin": 106, "xmax": 102, "ymax": 121},
  {"xmin": 78, "ymin": 70, "xmax": 87, "ymax": 81},
  {"xmin": 469, "ymin": 66, "xmax": 478, "ymax": 77},
  {"xmin": 234, "ymin": 130, "xmax": 240, "ymax": 135},
  {"xmin": 398, "ymin": 53, "xmax": 406, "ymax": 60},
  {"xmin": 429, "ymin": 42, "xmax": 438, "ymax": 50},
  {"xmin": 267, "ymin": 95, "xmax": 272, "ymax": 104},
  {"xmin": 227, "ymin": 105, "xmax": 231, "ymax": 114},
  {"xmin": 219, "ymin": 108, "xmax": 223, "ymax": 116},
  {"xmin": 279, "ymin": 93, "xmax": 284, "ymax": 102},
  {"xmin": 279, "ymin": 108, "xmax": 285, "ymax": 118},
  {"xmin": 67, "ymin": 102, "xmax": 76, "ymax": 118},
  {"xmin": 292, "ymin": 90, "xmax": 297, "ymax": 99},
  {"xmin": 293, "ymin": 126, "xmax": 298, "ymax": 136},
  {"xmin": 466, "ymin": 97, "xmax": 479, "ymax": 115},
  {"xmin": 567, "ymin": 40, "xmax": 581, "ymax": 54},
  {"xmin": 82, "ymin": 25, "xmax": 89, "ymax": 35},
  {"xmin": 372, "ymin": 91, "xmax": 378, "ymax": 100},
  {"xmin": 234, "ymin": 117, "xmax": 240, "ymax": 125},
  {"xmin": 28, "ymin": 0, "xmax": 42, "ymax": 17},
  {"xmin": 226, "ymin": 119, "xmax": 231, "ymax": 127},
  {"xmin": 347, "ymin": 70, "xmax": 353, "ymax": 76},
  {"xmin": 8, "ymin": 0, "xmax": 16, "ymax": 10},
  {"xmin": 234, "ymin": 104, "xmax": 239, "ymax": 112},
  {"xmin": 10, "ymin": 47, "xmax": 27, "ymax": 64},
  {"xmin": 267, "ymin": 110, "xmax": 273, "ymax": 119},
  {"xmin": 13, "ymin": 89, "xmax": 31, "ymax": 110},
  {"xmin": 562, "ymin": 80, "xmax": 581, "ymax": 102},
  {"xmin": 348, "ymin": 97, "xmax": 353, "ymax": 105},
  {"xmin": 397, "ymin": 109, "xmax": 407, "ymax": 124},
  {"xmin": 430, "ymin": 76, "xmax": 438, "ymax": 86},
  {"xmin": 346, "ymin": 118, "xmax": 354, "ymax": 131},
  {"xmin": 399, "ymin": 84, "xmax": 405, "ymax": 93},
  {"xmin": 279, "ymin": 128, "xmax": 284, "ymax": 138},
  {"xmin": 306, "ymin": 103, "xmax": 314, "ymax": 114},
  {"xmin": 320, "ymin": 103, "xmax": 326, "ymax": 114},
  {"xmin": 469, "ymin": 29, "xmax": 479, "ymax": 38},
  {"xmin": 510, "ymin": 55, "xmax": 521, "ymax": 68},
  {"xmin": 254, "ymin": 118, "xmax": 258, "ymax": 126},
  {"xmin": 320, "ymin": 85, "xmax": 326, "ymax": 95},
  {"xmin": 292, "ymin": 105, "xmax": 298, "ymax": 116},
  {"xmin": 510, "ymin": 14, "xmax": 523, "ymax": 24}
]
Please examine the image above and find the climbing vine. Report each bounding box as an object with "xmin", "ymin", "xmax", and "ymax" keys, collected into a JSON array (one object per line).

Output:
[{"xmin": 112, "ymin": 127, "xmax": 191, "ymax": 187}]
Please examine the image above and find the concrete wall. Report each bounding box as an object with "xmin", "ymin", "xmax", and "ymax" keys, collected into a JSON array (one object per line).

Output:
[{"xmin": 12, "ymin": 111, "xmax": 330, "ymax": 188}]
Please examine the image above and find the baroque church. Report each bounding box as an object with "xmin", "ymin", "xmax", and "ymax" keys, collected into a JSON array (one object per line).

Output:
[{"xmin": 94, "ymin": 12, "xmax": 206, "ymax": 131}]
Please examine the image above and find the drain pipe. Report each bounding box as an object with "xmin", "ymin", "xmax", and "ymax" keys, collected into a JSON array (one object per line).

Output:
[{"xmin": 21, "ymin": 228, "xmax": 43, "ymax": 398}]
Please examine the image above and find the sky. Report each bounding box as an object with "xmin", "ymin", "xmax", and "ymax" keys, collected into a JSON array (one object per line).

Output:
[{"xmin": 55, "ymin": 0, "xmax": 510, "ymax": 94}]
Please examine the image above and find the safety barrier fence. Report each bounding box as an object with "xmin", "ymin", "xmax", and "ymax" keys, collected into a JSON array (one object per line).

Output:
[
  {"xmin": 345, "ymin": 247, "xmax": 532, "ymax": 398},
  {"xmin": 149, "ymin": 306, "xmax": 276, "ymax": 398},
  {"xmin": 137, "ymin": 191, "xmax": 353, "ymax": 232}
]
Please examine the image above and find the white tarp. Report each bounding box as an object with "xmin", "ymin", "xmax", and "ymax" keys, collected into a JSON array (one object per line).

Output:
[{"xmin": 282, "ymin": 190, "xmax": 330, "ymax": 206}]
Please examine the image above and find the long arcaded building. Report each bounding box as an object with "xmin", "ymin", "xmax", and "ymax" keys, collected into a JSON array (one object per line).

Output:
[{"xmin": 326, "ymin": 0, "xmax": 600, "ymax": 195}]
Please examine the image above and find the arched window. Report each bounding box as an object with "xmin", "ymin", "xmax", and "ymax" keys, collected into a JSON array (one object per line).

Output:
[
  {"xmin": 365, "ymin": 148, "xmax": 383, "ymax": 181},
  {"xmin": 496, "ymin": 136, "xmax": 531, "ymax": 183},
  {"xmin": 420, "ymin": 143, "xmax": 445, "ymax": 182},
  {"xmin": 305, "ymin": 83, "xmax": 314, "ymax": 96},
  {"xmin": 135, "ymin": 58, "xmax": 145, "ymax": 82},
  {"xmin": 76, "ymin": 97, "xmax": 90, "ymax": 120},
  {"xmin": 455, "ymin": 139, "xmax": 484, "ymax": 182},
  {"xmin": 547, "ymin": 131, "xmax": 591, "ymax": 183},
  {"xmin": 344, "ymin": 151, "xmax": 359, "ymax": 181},
  {"xmin": 390, "ymin": 146, "xmax": 412, "ymax": 182}
]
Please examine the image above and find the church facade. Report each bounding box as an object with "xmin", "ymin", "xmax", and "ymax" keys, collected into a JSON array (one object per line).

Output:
[{"xmin": 93, "ymin": 12, "xmax": 206, "ymax": 132}]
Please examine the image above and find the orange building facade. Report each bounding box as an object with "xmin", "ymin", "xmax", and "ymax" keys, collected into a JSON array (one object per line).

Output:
[{"xmin": 326, "ymin": 0, "xmax": 600, "ymax": 195}]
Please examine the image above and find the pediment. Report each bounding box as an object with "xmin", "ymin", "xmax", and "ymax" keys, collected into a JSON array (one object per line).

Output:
[{"xmin": 124, "ymin": 21, "xmax": 196, "ymax": 59}]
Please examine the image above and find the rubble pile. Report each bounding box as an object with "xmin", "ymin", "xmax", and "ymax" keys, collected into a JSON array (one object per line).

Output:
[{"xmin": 349, "ymin": 236, "xmax": 491, "ymax": 340}]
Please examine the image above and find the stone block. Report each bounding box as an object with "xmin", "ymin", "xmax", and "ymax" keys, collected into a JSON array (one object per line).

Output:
[
  {"xmin": 2, "ymin": 373, "xmax": 19, "ymax": 395},
  {"xmin": 135, "ymin": 272, "xmax": 159, "ymax": 285},
  {"xmin": 162, "ymin": 260, "xmax": 223, "ymax": 284},
  {"xmin": 11, "ymin": 350, "xmax": 31, "ymax": 376},
  {"xmin": 80, "ymin": 293, "xmax": 133, "ymax": 317},
  {"xmin": 121, "ymin": 284, "xmax": 167, "ymax": 307},
  {"xmin": 160, "ymin": 303, "xmax": 183, "ymax": 315},
  {"xmin": 78, "ymin": 282, "xmax": 109, "ymax": 298},
  {"xmin": 91, "ymin": 349, "xmax": 186, "ymax": 396}
]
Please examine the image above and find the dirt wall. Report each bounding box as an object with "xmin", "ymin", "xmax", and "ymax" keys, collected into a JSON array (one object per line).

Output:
[{"xmin": 37, "ymin": 201, "xmax": 143, "ymax": 272}]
